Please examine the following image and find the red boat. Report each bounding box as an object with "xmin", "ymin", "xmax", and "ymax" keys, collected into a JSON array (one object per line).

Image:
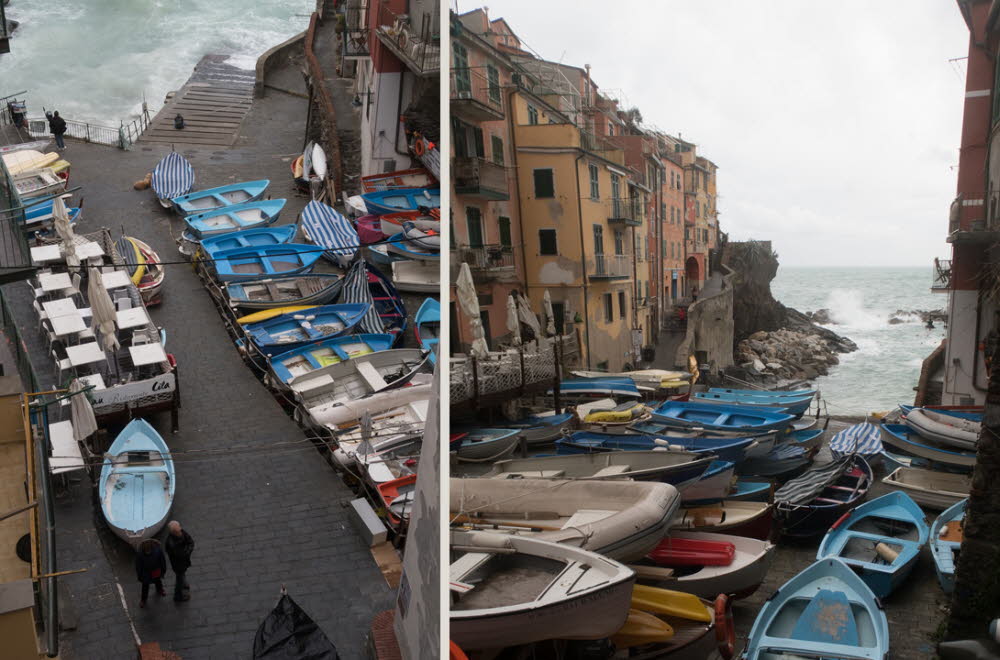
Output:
[
  {"xmin": 648, "ymin": 536, "xmax": 735, "ymax": 567},
  {"xmin": 355, "ymin": 214, "xmax": 387, "ymax": 244},
  {"xmin": 360, "ymin": 167, "xmax": 436, "ymax": 193},
  {"xmin": 378, "ymin": 474, "xmax": 417, "ymax": 527}
]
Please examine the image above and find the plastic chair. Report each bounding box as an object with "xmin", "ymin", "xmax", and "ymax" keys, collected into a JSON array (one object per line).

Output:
[{"xmin": 51, "ymin": 348, "xmax": 72, "ymax": 385}]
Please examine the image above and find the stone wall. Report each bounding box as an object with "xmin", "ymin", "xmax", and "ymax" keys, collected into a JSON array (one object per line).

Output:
[{"xmin": 674, "ymin": 267, "xmax": 735, "ymax": 370}]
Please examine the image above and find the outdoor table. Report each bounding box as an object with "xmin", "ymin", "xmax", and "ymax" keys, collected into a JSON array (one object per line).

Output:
[
  {"xmin": 129, "ymin": 343, "xmax": 167, "ymax": 366},
  {"xmin": 49, "ymin": 313, "xmax": 86, "ymax": 338},
  {"xmin": 75, "ymin": 241, "xmax": 105, "ymax": 259},
  {"xmin": 42, "ymin": 298, "xmax": 78, "ymax": 318},
  {"xmin": 76, "ymin": 372, "xmax": 106, "ymax": 390},
  {"xmin": 66, "ymin": 342, "xmax": 107, "ymax": 368},
  {"xmin": 102, "ymin": 270, "xmax": 132, "ymax": 290},
  {"xmin": 30, "ymin": 244, "xmax": 62, "ymax": 265},
  {"xmin": 38, "ymin": 272, "xmax": 72, "ymax": 293},
  {"xmin": 116, "ymin": 307, "xmax": 150, "ymax": 330}
]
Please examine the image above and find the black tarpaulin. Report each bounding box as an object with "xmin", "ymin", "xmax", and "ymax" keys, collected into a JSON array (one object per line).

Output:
[{"xmin": 253, "ymin": 594, "xmax": 339, "ymax": 660}]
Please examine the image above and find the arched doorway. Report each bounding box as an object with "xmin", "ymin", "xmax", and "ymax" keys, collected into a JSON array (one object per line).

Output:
[{"xmin": 685, "ymin": 256, "xmax": 701, "ymax": 293}]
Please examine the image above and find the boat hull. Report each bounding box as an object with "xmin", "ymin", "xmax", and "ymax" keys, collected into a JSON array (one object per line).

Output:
[
  {"xmin": 931, "ymin": 499, "xmax": 966, "ymax": 594},
  {"xmin": 647, "ymin": 532, "xmax": 775, "ymax": 600},
  {"xmin": 882, "ymin": 466, "xmax": 970, "ymax": 511},
  {"xmin": 879, "ymin": 423, "xmax": 976, "ymax": 468}
]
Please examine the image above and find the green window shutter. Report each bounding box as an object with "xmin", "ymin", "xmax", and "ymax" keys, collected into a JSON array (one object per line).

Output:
[
  {"xmin": 498, "ymin": 217, "xmax": 512, "ymax": 248},
  {"xmin": 534, "ymin": 169, "xmax": 554, "ymax": 198}
]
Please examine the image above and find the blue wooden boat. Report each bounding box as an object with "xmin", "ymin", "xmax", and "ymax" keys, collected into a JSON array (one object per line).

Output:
[
  {"xmin": 171, "ymin": 179, "xmax": 269, "ymax": 215},
  {"xmin": 151, "ymin": 151, "xmax": 194, "ymax": 207},
  {"xmin": 931, "ymin": 498, "xmax": 966, "ymax": 594},
  {"xmin": 199, "ymin": 225, "xmax": 297, "ymax": 259},
  {"xmin": 385, "ymin": 232, "xmax": 441, "ymax": 261},
  {"xmin": 266, "ymin": 333, "xmax": 394, "ymax": 386},
  {"xmin": 225, "ymin": 273, "xmax": 344, "ymax": 310},
  {"xmin": 299, "ymin": 199, "xmax": 359, "ymax": 268},
  {"xmin": 361, "ymin": 187, "xmax": 440, "ymax": 215},
  {"xmin": 497, "ymin": 413, "xmax": 576, "ymax": 445},
  {"xmin": 774, "ymin": 455, "xmax": 873, "ymax": 538},
  {"xmin": 879, "ymin": 423, "xmax": 976, "ymax": 469},
  {"xmin": 682, "ymin": 460, "xmax": 736, "ymax": 503},
  {"xmin": 651, "ymin": 400, "xmax": 795, "ymax": 434},
  {"xmin": 737, "ymin": 443, "xmax": 812, "ymax": 480},
  {"xmin": 453, "ymin": 428, "xmax": 521, "ymax": 462},
  {"xmin": 817, "ymin": 491, "xmax": 930, "ymax": 598},
  {"xmin": 99, "ymin": 419, "xmax": 175, "ymax": 547},
  {"xmin": 414, "ymin": 298, "xmax": 440, "ymax": 363},
  {"xmin": 784, "ymin": 428, "xmax": 824, "ymax": 451},
  {"xmin": 628, "ymin": 419, "xmax": 769, "ymax": 439},
  {"xmin": 550, "ymin": 378, "xmax": 641, "ymax": 399},
  {"xmin": 555, "ymin": 430, "xmax": 758, "ymax": 465},
  {"xmin": 743, "ymin": 557, "xmax": 889, "ymax": 660},
  {"xmin": 23, "ymin": 196, "xmax": 81, "ymax": 225},
  {"xmin": 729, "ymin": 480, "xmax": 772, "ymax": 503},
  {"xmin": 243, "ymin": 303, "xmax": 371, "ymax": 354},
  {"xmin": 211, "ymin": 244, "xmax": 324, "ymax": 282},
  {"xmin": 710, "ymin": 387, "xmax": 817, "ymax": 399},
  {"xmin": 182, "ymin": 199, "xmax": 286, "ymax": 239},
  {"xmin": 693, "ymin": 391, "xmax": 814, "ymax": 417}
]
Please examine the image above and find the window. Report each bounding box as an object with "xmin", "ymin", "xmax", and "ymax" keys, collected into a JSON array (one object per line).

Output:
[
  {"xmin": 551, "ymin": 302, "xmax": 565, "ymax": 334},
  {"xmin": 661, "ymin": 239, "xmax": 666, "ymax": 256},
  {"xmin": 610, "ymin": 173, "xmax": 621, "ymax": 200},
  {"xmin": 498, "ymin": 217, "xmax": 512, "ymax": 249},
  {"xmin": 608, "ymin": 121, "xmax": 614, "ymax": 136},
  {"xmin": 593, "ymin": 224, "xmax": 605, "ymax": 256},
  {"xmin": 466, "ymin": 207, "xmax": 484, "ymax": 247},
  {"xmin": 613, "ymin": 230, "xmax": 624, "ymax": 256},
  {"xmin": 696, "ymin": 202, "xmax": 700, "ymax": 218},
  {"xmin": 703, "ymin": 173, "xmax": 708, "ymax": 192},
  {"xmin": 487, "ymin": 64, "xmax": 501, "ymax": 105},
  {"xmin": 533, "ymin": 168, "xmax": 554, "ymax": 198},
  {"xmin": 539, "ymin": 229, "xmax": 558, "ymax": 255},
  {"xmin": 452, "ymin": 43, "xmax": 470, "ymax": 94},
  {"xmin": 670, "ymin": 171, "xmax": 675, "ymax": 189},
  {"xmin": 491, "ymin": 135, "xmax": 504, "ymax": 166},
  {"xmin": 660, "ymin": 202, "xmax": 666, "ymax": 222},
  {"xmin": 527, "ymin": 104, "xmax": 539, "ymax": 125},
  {"xmin": 589, "ymin": 163, "xmax": 600, "ymax": 200},
  {"xmin": 618, "ymin": 291, "xmax": 626, "ymax": 320},
  {"xmin": 604, "ymin": 294, "xmax": 613, "ymax": 322},
  {"xmin": 452, "ymin": 118, "xmax": 485, "ymax": 158}
]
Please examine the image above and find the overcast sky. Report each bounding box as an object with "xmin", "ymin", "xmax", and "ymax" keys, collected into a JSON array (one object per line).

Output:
[{"xmin": 454, "ymin": 1, "xmax": 970, "ymax": 267}]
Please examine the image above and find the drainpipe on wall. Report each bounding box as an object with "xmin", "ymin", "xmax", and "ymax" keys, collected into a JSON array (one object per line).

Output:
[
  {"xmin": 506, "ymin": 84, "xmax": 529, "ymax": 290},
  {"xmin": 575, "ymin": 152, "xmax": 592, "ymax": 369}
]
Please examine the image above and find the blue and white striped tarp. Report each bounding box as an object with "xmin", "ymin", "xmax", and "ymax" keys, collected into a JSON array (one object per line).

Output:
[
  {"xmin": 341, "ymin": 259, "xmax": 385, "ymax": 335},
  {"xmin": 829, "ymin": 422, "xmax": 883, "ymax": 458},
  {"xmin": 151, "ymin": 152, "xmax": 194, "ymax": 201},
  {"xmin": 774, "ymin": 456, "xmax": 853, "ymax": 506},
  {"xmin": 300, "ymin": 200, "xmax": 358, "ymax": 268}
]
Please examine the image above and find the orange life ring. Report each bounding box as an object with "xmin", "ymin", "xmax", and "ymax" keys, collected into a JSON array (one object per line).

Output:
[
  {"xmin": 714, "ymin": 594, "xmax": 735, "ymax": 660},
  {"xmin": 449, "ymin": 640, "xmax": 468, "ymax": 660},
  {"xmin": 413, "ymin": 139, "xmax": 426, "ymax": 156}
]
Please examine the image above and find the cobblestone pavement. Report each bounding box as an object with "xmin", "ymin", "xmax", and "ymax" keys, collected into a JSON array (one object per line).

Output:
[{"xmin": 5, "ymin": 58, "xmax": 396, "ymax": 659}]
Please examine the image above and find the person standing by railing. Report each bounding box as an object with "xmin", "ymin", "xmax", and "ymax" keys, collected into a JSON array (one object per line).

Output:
[{"xmin": 47, "ymin": 110, "xmax": 67, "ymax": 150}]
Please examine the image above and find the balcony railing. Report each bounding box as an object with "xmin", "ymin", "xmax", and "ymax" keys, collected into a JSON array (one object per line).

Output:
[
  {"xmin": 608, "ymin": 197, "xmax": 641, "ymax": 226},
  {"xmin": 453, "ymin": 156, "xmax": 509, "ymax": 200},
  {"xmin": 932, "ymin": 259, "xmax": 952, "ymax": 292},
  {"xmin": 581, "ymin": 130, "xmax": 617, "ymax": 154},
  {"xmin": 374, "ymin": 5, "xmax": 440, "ymax": 76},
  {"xmin": 455, "ymin": 244, "xmax": 516, "ymax": 279},
  {"xmin": 341, "ymin": 5, "xmax": 370, "ymax": 59},
  {"xmin": 0, "ymin": 161, "xmax": 35, "ymax": 285},
  {"xmin": 589, "ymin": 253, "xmax": 631, "ymax": 280},
  {"xmin": 451, "ymin": 69, "xmax": 504, "ymax": 121}
]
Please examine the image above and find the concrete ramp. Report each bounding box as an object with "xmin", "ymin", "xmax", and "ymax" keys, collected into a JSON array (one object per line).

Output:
[{"xmin": 139, "ymin": 55, "xmax": 255, "ymax": 147}]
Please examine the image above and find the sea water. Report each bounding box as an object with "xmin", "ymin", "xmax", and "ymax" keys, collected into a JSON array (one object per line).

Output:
[
  {"xmin": 0, "ymin": 0, "xmax": 310, "ymax": 125},
  {"xmin": 771, "ymin": 267, "xmax": 947, "ymax": 415}
]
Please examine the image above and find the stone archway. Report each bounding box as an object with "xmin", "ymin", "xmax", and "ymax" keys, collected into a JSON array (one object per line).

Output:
[{"xmin": 685, "ymin": 256, "xmax": 701, "ymax": 287}]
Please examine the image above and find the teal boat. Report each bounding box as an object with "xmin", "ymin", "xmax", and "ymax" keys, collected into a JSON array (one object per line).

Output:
[
  {"xmin": 414, "ymin": 298, "xmax": 440, "ymax": 363},
  {"xmin": 243, "ymin": 303, "xmax": 371, "ymax": 353},
  {"xmin": 172, "ymin": 179, "xmax": 270, "ymax": 215},
  {"xmin": 931, "ymin": 498, "xmax": 966, "ymax": 594},
  {"xmin": 693, "ymin": 391, "xmax": 814, "ymax": 417},
  {"xmin": 266, "ymin": 333, "xmax": 395, "ymax": 387},
  {"xmin": 817, "ymin": 492, "xmax": 929, "ymax": 599},
  {"xmin": 652, "ymin": 400, "xmax": 795, "ymax": 434},
  {"xmin": 182, "ymin": 199, "xmax": 286, "ymax": 239},
  {"xmin": 212, "ymin": 244, "xmax": 324, "ymax": 282},
  {"xmin": 199, "ymin": 225, "xmax": 297, "ymax": 258},
  {"xmin": 743, "ymin": 557, "xmax": 889, "ymax": 659}
]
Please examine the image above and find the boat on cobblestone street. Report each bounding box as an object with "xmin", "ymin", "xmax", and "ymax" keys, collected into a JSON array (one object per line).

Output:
[
  {"xmin": 150, "ymin": 151, "xmax": 194, "ymax": 208},
  {"xmin": 641, "ymin": 531, "xmax": 776, "ymax": 599},
  {"xmin": 171, "ymin": 179, "xmax": 270, "ymax": 215},
  {"xmin": 242, "ymin": 303, "xmax": 371, "ymax": 353},
  {"xmin": 774, "ymin": 455, "xmax": 873, "ymax": 538},
  {"xmin": 931, "ymin": 498, "xmax": 967, "ymax": 594},
  {"xmin": 224, "ymin": 273, "xmax": 345, "ymax": 310},
  {"xmin": 210, "ymin": 243, "xmax": 324, "ymax": 282},
  {"xmin": 197, "ymin": 224, "xmax": 297, "ymax": 258}
]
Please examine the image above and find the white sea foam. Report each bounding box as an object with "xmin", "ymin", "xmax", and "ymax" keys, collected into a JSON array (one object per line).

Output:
[{"xmin": 823, "ymin": 288, "xmax": 886, "ymax": 330}]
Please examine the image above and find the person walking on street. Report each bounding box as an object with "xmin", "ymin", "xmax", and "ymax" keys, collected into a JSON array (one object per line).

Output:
[
  {"xmin": 49, "ymin": 111, "xmax": 67, "ymax": 150},
  {"xmin": 135, "ymin": 539, "xmax": 167, "ymax": 608},
  {"xmin": 164, "ymin": 520, "xmax": 194, "ymax": 602}
]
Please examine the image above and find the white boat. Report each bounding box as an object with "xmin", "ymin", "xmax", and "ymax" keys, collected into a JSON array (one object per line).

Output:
[
  {"xmin": 311, "ymin": 143, "xmax": 327, "ymax": 179},
  {"xmin": 450, "ymin": 530, "xmax": 635, "ymax": 650},
  {"xmin": 882, "ymin": 466, "xmax": 971, "ymax": 511},
  {"xmin": 680, "ymin": 460, "xmax": 735, "ymax": 503},
  {"xmin": 330, "ymin": 399, "xmax": 429, "ymax": 469},
  {"xmin": 671, "ymin": 501, "xmax": 774, "ymax": 541},
  {"xmin": 904, "ymin": 408, "xmax": 979, "ymax": 450},
  {"xmin": 0, "ymin": 139, "xmax": 52, "ymax": 155},
  {"xmin": 291, "ymin": 348, "xmax": 429, "ymax": 407},
  {"xmin": 306, "ymin": 377, "xmax": 433, "ymax": 431},
  {"xmin": 450, "ymin": 477, "xmax": 680, "ymax": 561},
  {"xmin": 640, "ymin": 531, "xmax": 775, "ymax": 600},
  {"xmin": 380, "ymin": 215, "xmax": 438, "ymax": 237},
  {"xmin": 357, "ymin": 434, "xmax": 420, "ymax": 485},
  {"xmin": 390, "ymin": 259, "xmax": 439, "ymax": 293}
]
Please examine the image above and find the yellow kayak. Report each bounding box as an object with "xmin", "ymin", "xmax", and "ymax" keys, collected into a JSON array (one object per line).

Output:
[
  {"xmin": 117, "ymin": 236, "xmax": 147, "ymax": 285},
  {"xmin": 631, "ymin": 584, "xmax": 712, "ymax": 623},
  {"xmin": 611, "ymin": 609, "xmax": 674, "ymax": 648},
  {"xmin": 237, "ymin": 305, "xmax": 317, "ymax": 325},
  {"xmin": 584, "ymin": 403, "xmax": 647, "ymax": 424}
]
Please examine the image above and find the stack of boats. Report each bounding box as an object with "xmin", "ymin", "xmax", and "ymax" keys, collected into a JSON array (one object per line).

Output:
[{"xmin": 151, "ymin": 152, "xmax": 441, "ymax": 535}]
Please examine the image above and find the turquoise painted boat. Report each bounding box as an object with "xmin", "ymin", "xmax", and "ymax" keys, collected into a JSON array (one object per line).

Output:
[
  {"xmin": 266, "ymin": 333, "xmax": 395, "ymax": 386},
  {"xmin": 453, "ymin": 428, "xmax": 521, "ymax": 461},
  {"xmin": 99, "ymin": 419, "xmax": 175, "ymax": 547},
  {"xmin": 243, "ymin": 303, "xmax": 371, "ymax": 353},
  {"xmin": 361, "ymin": 187, "xmax": 440, "ymax": 215},
  {"xmin": 817, "ymin": 492, "xmax": 929, "ymax": 599},
  {"xmin": 710, "ymin": 387, "xmax": 817, "ymax": 399},
  {"xmin": 879, "ymin": 423, "xmax": 976, "ymax": 469},
  {"xmin": 212, "ymin": 244, "xmax": 324, "ymax": 282},
  {"xmin": 651, "ymin": 400, "xmax": 795, "ymax": 434},
  {"xmin": 550, "ymin": 378, "xmax": 642, "ymax": 399},
  {"xmin": 199, "ymin": 225, "xmax": 297, "ymax": 258},
  {"xmin": 555, "ymin": 431, "xmax": 758, "ymax": 465},
  {"xmin": 414, "ymin": 298, "xmax": 440, "ymax": 363},
  {"xmin": 743, "ymin": 557, "xmax": 889, "ymax": 659},
  {"xmin": 930, "ymin": 498, "xmax": 966, "ymax": 594},
  {"xmin": 171, "ymin": 179, "xmax": 270, "ymax": 215},
  {"xmin": 225, "ymin": 273, "xmax": 344, "ymax": 310},
  {"xmin": 182, "ymin": 199, "xmax": 286, "ymax": 239},
  {"xmin": 497, "ymin": 413, "xmax": 576, "ymax": 446},
  {"xmin": 693, "ymin": 391, "xmax": 813, "ymax": 417}
]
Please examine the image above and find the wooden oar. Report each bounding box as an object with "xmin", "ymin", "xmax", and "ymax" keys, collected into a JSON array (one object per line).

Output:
[{"xmin": 631, "ymin": 584, "xmax": 712, "ymax": 623}]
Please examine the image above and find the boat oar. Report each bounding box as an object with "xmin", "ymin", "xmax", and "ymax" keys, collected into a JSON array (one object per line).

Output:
[
  {"xmin": 630, "ymin": 584, "xmax": 712, "ymax": 623},
  {"xmin": 611, "ymin": 609, "xmax": 675, "ymax": 648}
]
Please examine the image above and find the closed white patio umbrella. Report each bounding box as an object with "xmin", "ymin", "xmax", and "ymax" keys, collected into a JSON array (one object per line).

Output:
[
  {"xmin": 455, "ymin": 263, "xmax": 489, "ymax": 357},
  {"xmin": 87, "ymin": 267, "xmax": 120, "ymax": 355},
  {"xmin": 69, "ymin": 378, "xmax": 98, "ymax": 442}
]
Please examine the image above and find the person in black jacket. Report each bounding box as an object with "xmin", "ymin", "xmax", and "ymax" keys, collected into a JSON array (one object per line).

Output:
[
  {"xmin": 135, "ymin": 539, "xmax": 167, "ymax": 607},
  {"xmin": 164, "ymin": 521, "xmax": 194, "ymax": 602},
  {"xmin": 49, "ymin": 110, "xmax": 67, "ymax": 150}
]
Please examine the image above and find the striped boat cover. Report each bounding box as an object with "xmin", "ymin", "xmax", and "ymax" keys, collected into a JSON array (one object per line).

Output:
[
  {"xmin": 774, "ymin": 457, "xmax": 852, "ymax": 506},
  {"xmin": 829, "ymin": 422, "xmax": 882, "ymax": 457},
  {"xmin": 341, "ymin": 260, "xmax": 385, "ymax": 335},
  {"xmin": 151, "ymin": 152, "xmax": 194, "ymax": 200},
  {"xmin": 762, "ymin": 443, "xmax": 806, "ymax": 461},
  {"xmin": 300, "ymin": 200, "xmax": 358, "ymax": 266}
]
